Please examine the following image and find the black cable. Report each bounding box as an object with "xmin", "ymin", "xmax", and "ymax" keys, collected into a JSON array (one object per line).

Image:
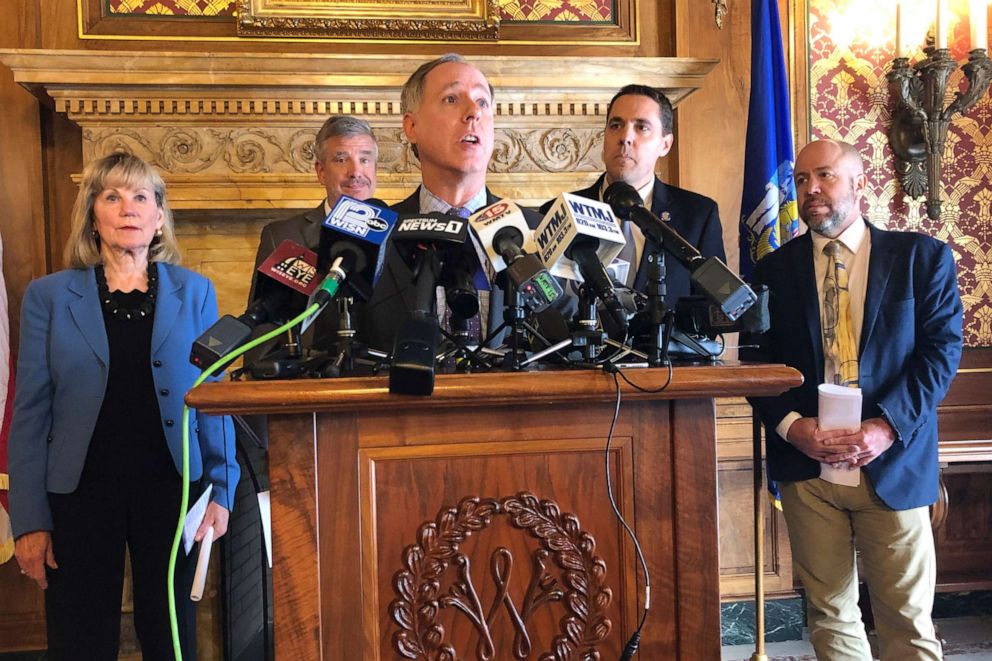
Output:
[
  {"xmin": 615, "ymin": 360, "xmax": 673, "ymax": 393},
  {"xmin": 603, "ymin": 370, "xmax": 651, "ymax": 659}
]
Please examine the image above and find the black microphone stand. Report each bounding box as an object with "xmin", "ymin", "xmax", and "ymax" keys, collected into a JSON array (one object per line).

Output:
[
  {"xmin": 638, "ymin": 248, "xmax": 674, "ymax": 367},
  {"xmin": 319, "ymin": 295, "xmax": 384, "ymax": 377},
  {"xmin": 573, "ymin": 284, "xmax": 608, "ymax": 364},
  {"xmin": 477, "ymin": 275, "xmax": 548, "ymax": 370},
  {"xmin": 437, "ymin": 312, "xmax": 494, "ymax": 372}
]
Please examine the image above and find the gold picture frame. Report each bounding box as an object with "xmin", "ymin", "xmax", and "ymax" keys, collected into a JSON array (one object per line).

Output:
[{"xmin": 235, "ymin": 0, "xmax": 500, "ymax": 40}]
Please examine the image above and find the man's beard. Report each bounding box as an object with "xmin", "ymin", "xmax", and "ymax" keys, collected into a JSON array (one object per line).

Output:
[
  {"xmin": 804, "ymin": 207, "xmax": 845, "ymax": 237},
  {"xmin": 802, "ymin": 191, "xmax": 855, "ymax": 238}
]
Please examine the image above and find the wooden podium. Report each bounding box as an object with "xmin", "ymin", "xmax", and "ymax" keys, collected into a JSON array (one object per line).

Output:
[{"xmin": 188, "ymin": 364, "xmax": 800, "ymax": 660}]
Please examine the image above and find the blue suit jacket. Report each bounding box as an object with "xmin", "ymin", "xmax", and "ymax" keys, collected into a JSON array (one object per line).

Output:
[
  {"xmin": 538, "ymin": 174, "xmax": 726, "ymax": 304},
  {"xmin": 743, "ymin": 223, "xmax": 963, "ymax": 510},
  {"xmin": 9, "ymin": 264, "xmax": 239, "ymax": 538}
]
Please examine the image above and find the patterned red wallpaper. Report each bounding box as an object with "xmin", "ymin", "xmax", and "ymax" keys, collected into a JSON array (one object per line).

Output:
[
  {"xmin": 106, "ymin": 0, "xmax": 615, "ymax": 22},
  {"xmin": 109, "ymin": 0, "xmax": 234, "ymax": 15},
  {"xmin": 809, "ymin": 0, "xmax": 991, "ymax": 347}
]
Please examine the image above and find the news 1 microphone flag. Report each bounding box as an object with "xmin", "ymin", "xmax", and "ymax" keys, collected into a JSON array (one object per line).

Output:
[
  {"xmin": 739, "ymin": 0, "xmax": 799, "ymax": 281},
  {"xmin": 0, "ymin": 230, "xmax": 13, "ymax": 563}
]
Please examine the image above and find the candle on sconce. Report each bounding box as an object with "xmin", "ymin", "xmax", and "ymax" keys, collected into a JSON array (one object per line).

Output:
[
  {"xmin": 971, "ymin": 0, "xmax": 988, "ymax": 51},
  {"xmin": 896, "ymin": 0, "xmax": 905, "ymax": 57},
  {"xmin": 936, "ymin": 0, "xmax": 948, "ymax": 49}
]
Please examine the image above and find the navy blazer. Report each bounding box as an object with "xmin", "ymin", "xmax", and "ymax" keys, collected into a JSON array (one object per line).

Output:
[
  {"xmin": 743, "ymin": 223, "xmax": 963, "ymax": 510},
  {"xmin": 538, "ymin": 174, "xmax": 726, "ymax": 304},
  {"xmin": 8, "ymin": 264, "xmax": 239, "ymax": 538}
]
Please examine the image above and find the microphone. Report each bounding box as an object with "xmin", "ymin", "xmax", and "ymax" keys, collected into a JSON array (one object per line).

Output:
[
  {"xmin": 674, "ymin": 286, "xmax": 770, "ymax": 338},
  {"xmin": 391, "ymin": 211, "xmax": 476, "ymax": 315},
  {"xmin": 318, "ymin": 195, "xmax": 399, "ymax": 302},
  {"xmin": 467, "ymin": 201, "xmax": 563, "ymax": 313},
  {"xmin": 190, "ymin": 240, "xmax": 320, "ymax": 367},
  {"xmin": 388, "ymin": 211, "xmax": 473, "ymax": 395},
  {"xmin": 535, "ymin": 193, "xmax": 628, "ymax": 332},
  {"xmin": 604, "ymin": 181, "xmax": 757, "ymax": 321}
]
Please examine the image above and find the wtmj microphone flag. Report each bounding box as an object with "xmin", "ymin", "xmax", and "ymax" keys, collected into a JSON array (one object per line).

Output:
[{"xmin": 739, "ymin": 0, "xmax": 799, "ymax": 281}]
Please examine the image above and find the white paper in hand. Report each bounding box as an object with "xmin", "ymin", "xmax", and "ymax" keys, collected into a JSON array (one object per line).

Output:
[
  {"xmin": 258, "ymin": 490, "xmax": 272, "ymax": 569},
  {"xmin": 183, "ymin": 484, "xmax": 213, "ymax": 555},
  {"xmin": 818, "ymin": 384, "xmax": 862, "ymax": 487}
]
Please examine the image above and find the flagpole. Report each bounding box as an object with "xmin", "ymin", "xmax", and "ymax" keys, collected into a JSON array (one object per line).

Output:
[{"xmin": 750, "ymin": 412, "xmax": 768, "ymax": 661}]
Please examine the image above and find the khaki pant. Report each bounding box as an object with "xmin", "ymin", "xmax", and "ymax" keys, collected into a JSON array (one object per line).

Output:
[{"xmin": 780, "ymin": 477, "xmax": 941, "ymax": 660}]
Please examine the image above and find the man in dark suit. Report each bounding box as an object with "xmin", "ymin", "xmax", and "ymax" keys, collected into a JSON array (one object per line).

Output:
[
  {"xmin": 744, "ymin": 139, "xmax": 962, "ymax": 659},
  {"xmin": 363, "ymin": 54, "xmax": 543, "ymax": 352},
  {"xmin": 247, "ymin": 115, "xmax": 378, "ymax": 354},
  {"xmin": 539, "ymin": 84, "xmax": 725, "ymax": 302}
]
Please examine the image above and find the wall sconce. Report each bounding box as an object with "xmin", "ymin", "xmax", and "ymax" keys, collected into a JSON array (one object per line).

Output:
[
  {"xmin": 887, "ymin": 0, "xmax": 992, "ymax": 220},
  {"xmin": 888, "ymin": 49, "xmax": 992, "ymax": 220}
]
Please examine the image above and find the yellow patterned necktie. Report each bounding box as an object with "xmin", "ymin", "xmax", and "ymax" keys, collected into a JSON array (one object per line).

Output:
[{"xmin": 823, "ymin": 240, "xmax": 859, "ymax": 387}]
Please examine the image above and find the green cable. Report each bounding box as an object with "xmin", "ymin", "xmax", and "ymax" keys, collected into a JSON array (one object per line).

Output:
[{"xmin": 167, "ymin": 300, "xmax": 322, "ymax": 661}]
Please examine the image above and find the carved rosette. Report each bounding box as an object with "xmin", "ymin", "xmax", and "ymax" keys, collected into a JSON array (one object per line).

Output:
[{"xmin": 390, "ymin": 493, "xmax": 613, "ymax": 661}]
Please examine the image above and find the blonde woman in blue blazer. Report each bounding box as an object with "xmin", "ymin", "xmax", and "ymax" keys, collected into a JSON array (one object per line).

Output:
[{"xmin": 9, "ymin": 153, "xmax": 239, "ymax": 661}]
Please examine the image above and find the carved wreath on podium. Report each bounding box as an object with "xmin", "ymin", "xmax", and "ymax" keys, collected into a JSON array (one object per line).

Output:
[{"xmin": 390, "ymin": 493, "xmax": 613, "ymax": 661}]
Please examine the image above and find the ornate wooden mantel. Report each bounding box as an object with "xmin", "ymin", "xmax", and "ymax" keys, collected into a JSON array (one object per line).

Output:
[{"xmin": 0, "ymin": 49, "xmax": 718, "ymax": 210}]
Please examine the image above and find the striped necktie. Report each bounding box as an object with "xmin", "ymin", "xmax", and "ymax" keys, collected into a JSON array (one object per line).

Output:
[{"xmin": 822, "ymin": 240, "xmax": 859, "ymax": 387}]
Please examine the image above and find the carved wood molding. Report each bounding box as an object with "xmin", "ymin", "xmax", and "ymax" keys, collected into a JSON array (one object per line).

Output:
[
  {"xmin": 0, "ymin": 49, "xmax": 717, "ymax": 210},
  {"xmin": 81, "ymin": 126, "xmax": 605, "ymax": 177},
  {"xmin": 390, "ymin": 493, "xmax": 613, "ymax": 661}
]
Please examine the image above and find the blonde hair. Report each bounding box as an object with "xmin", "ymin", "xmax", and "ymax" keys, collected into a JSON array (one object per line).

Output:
[{"xmin": 64, "ymin": 152, "xmax": 181, "ymax": 269}]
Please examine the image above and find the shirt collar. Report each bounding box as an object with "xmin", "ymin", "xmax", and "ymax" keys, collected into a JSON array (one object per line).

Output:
[
  {"xmin": 811, "ymin": 216, "xmax": 867, "ymax": 255},
  {"xmin": 419, "ymin": 185, "xmax": 488, "ymax": 215}
]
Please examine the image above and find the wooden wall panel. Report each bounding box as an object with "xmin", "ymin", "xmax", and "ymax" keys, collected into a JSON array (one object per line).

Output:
[
  {"xmin": 672, "ymin": 0, "xmax": 751, "ymax": 274},
  {"xmin": 0, "ymin": 0, "xmax": 48, "ymax": 651},
  {"xmin": 715, "ymin": 398, "xmax": 794, "ymax": 600},
  {"xmin": 936, "ymin": 467, "xmax": 992, "ymax": 590}
]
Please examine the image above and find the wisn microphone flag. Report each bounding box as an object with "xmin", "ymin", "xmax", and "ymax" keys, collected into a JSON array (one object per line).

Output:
[{"xmin": 739, "ymin": 0, "xmax": 799, "ymax": 281}]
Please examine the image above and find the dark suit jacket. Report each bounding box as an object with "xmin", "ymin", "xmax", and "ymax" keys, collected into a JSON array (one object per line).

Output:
[
  {"xmin": 247, "ymin": 203, "xmax": 352, "ymax": 356},
  {"xmin": 362, "ymin": 187, "xmax": 545, "ymax": 351},
  {"xmin": 742, "ymin": 222, "xmax": 963, "ymax": 510},
  {"xmin": 539, "ymin": 174, "xmax": 726, "ymax": 304},
  {"xmin": 9, "ymin": 265, "xmax": 239, "ymax": 537}
]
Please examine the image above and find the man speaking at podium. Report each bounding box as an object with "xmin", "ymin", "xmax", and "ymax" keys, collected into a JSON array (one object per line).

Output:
[
  {"xmin": 364, "ymin": 53, "xmax": 541, "ymax": 350},
  {"xmin": 541, "ymin": 84, "xmax": 725, "ymax": 301}
]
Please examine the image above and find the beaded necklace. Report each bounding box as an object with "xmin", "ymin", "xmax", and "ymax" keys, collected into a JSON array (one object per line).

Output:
[{"xmin": 95, "ymin": 261, "xmax": 158, "ymax": 321}]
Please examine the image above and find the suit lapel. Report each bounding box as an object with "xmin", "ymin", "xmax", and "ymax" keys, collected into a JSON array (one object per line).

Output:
[
  {"xmin": 67, "ymin": 268, "xmax": 110, "ymax": 367},
  {"xmin": 152, "ymin": 263, "xmax": 183, "ymax": 355},
  {"xmin": 860, "ymin": 224, "xmax": 893, "ymax": 352},
  {"xmin": 301, "ymin": 203, "xmax": 325, "ymax": 248}
]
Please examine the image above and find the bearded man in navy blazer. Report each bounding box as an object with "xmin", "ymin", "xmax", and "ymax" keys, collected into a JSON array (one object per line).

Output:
[
  {"xmin": 744, "ymin": 139, "xmax": 962, "ymax": 660},
  {"xmin": 538, "ymin": 84, "xmax": 726, "ymax": 301}
]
